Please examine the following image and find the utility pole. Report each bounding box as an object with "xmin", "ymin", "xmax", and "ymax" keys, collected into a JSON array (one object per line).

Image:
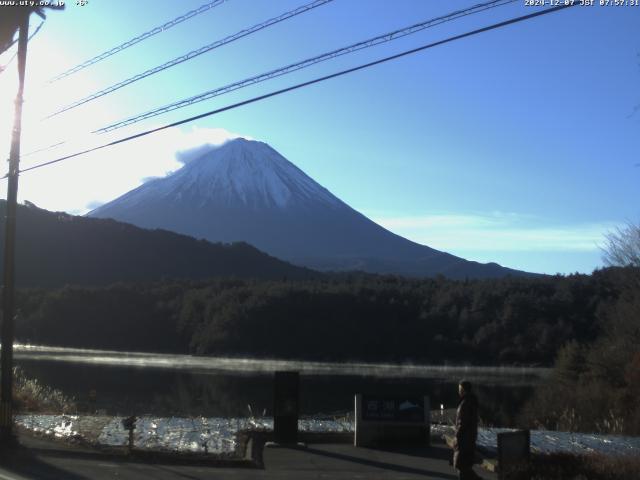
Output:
[{"xmin": 0, "ymin": 7, "xmax": 30, "ymax": 444}]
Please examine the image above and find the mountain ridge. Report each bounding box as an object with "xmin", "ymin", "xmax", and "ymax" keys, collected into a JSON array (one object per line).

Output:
[{"xmin": 90, "ymin": 138, "xmax": 532, "ymax": 279}]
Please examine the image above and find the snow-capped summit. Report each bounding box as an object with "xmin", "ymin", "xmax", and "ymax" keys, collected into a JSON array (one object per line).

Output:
[
  {"xmin": 153, "ymin": 138, "xmax": 341, "ymax": 209},
  {"xmin": 89, "ymin": 138, "xmax": 527, "ymax": 279}
]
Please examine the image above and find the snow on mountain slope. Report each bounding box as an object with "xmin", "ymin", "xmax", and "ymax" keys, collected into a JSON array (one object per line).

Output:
[{"xmin": 110, "ymin": 139, "xmax": 341, "ymax": 211}]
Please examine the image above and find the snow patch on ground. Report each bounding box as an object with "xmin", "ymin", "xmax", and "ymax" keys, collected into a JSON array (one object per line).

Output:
[
  {"xmin": 16, "ymin": 415, "xmax": 640, "ymax": 458},
  {"xmin": 431, "ymin": 424, "xmax": 640, "ymax": 457},
  {"xmin": 16, "ymin": 415, "xmax": 353, "ymax": 455}
]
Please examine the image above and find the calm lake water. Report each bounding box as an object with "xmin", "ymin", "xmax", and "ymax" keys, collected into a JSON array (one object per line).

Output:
[{"xmin": 14, "ymin": 345, "xmax": 549, "ymax": 427}]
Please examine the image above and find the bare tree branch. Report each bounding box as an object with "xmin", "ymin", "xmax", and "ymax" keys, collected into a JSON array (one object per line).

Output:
[{"xmin": 601, "ymin": 221, "xmax": 640, "ymax": 267}]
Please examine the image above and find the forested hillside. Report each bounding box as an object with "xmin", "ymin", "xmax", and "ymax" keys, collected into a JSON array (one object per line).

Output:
[
  {"xmin": 15, "ymin": 267, "xmax": 636, "ymax": 365},
  {"xmin": 0, "ymin": 201, "xmax": 315, "ymax": 287}
]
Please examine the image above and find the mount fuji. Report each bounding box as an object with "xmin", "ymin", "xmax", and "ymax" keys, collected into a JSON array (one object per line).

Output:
[{"xmin": 89, "ymin": 138, "xmax": 527, "ymax": 279}]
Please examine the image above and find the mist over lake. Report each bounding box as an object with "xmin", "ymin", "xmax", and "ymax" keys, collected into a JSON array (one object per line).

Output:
[{"xmin": 15, "ymin": 345, "xmax": 548, "ymax": 426}]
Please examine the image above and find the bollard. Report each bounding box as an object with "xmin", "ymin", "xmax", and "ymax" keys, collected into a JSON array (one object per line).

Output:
[{"xmin": 498, "ymin": 429, "xmax": 530, "ymax": 480}]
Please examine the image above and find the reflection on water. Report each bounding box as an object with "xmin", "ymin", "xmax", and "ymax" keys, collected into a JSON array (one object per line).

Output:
[{"xmin": 14, "ymin": 345, "xmax": 548, "ymax": 426}]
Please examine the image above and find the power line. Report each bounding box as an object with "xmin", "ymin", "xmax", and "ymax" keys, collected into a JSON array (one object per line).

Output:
[
  {"xmin": 46, "ymin": 0, "xmax": 335, "ymax": 118},
  {"xmin": 27, "ymin": 0, "xmax": 513, "ymax": 156},
  {"xmin": 11, "ymin": 3, "xmax": 575, "ymax": 178},
  {"xmin": 27, "ymin": 20, "xmax": 45, "ymax": 42},
  {"xmin": 48, "ymin": 0, "xmax": 228, "ymax": 83},
  {"xmin": 96, "ymin": 0, "xmax": 517, "ymax": 134}
]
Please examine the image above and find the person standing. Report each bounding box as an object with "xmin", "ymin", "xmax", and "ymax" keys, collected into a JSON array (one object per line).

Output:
[{"xmin": 453, "ymin": 380, "xmax": 482, "ymax": 480}]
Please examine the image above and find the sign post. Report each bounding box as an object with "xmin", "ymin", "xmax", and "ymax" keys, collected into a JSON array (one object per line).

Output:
[
  {"xmin": 121, "ymin": 416, "xmax": 137, "ymax": 455},
  {"xmin": 273, "ymin": 371, "xmax": 299, "ymax": 445},
  {"xmin": 354, "ymin": 394, "xmax": 430, "ymax": 447}
]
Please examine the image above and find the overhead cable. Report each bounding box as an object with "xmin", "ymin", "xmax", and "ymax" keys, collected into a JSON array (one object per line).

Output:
[
  {"xmin": 28, "ymin": 0, "xmax": 513, "ymax": 155},
  {"xmin": 96, "ymin": 0, "xmax": 517, "ymax": 134},
  {"xmin": 11, "ymin": 3, "xmax": 575, "ymax": 178},
  {"xmin": 46, "ymin": 0, "xmax": 335, "ymax": 118},
  {"xmin": 48, "ymin": 0, "xmax": 228, "ymax": 83}
]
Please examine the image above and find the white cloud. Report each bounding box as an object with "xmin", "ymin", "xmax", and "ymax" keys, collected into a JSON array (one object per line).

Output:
[
  {"xmin": 12, "ymin": 126, "xmax": 251, "ymax": 214},
  {"xmin": 372, "ymin": 212, "xmax": 617, "ymax": 252},
  {"xmin": 380, "ymin": 213, "xmax": 509, "ymax": 229}
]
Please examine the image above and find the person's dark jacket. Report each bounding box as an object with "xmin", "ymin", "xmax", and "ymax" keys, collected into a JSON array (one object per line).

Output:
[{"xmin": 453, "ymin": 391, "xmax": 478, "ymax": 469}]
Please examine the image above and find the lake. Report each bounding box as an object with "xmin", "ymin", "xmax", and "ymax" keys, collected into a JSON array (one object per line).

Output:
[{"xmin": 14, "ymin": 345, "xmax": 549, "ymax": 427}]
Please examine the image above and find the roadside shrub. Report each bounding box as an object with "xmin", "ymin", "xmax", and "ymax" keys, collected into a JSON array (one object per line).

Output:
[{"xmin": 520, "ymin": 272, "xmax": 640, "ymax": 435}]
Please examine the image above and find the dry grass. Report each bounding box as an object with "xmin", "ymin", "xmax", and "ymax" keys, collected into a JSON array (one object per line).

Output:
[{"xmin": 13, "ymin": 367, "xmax": 76, "ymax": 414}]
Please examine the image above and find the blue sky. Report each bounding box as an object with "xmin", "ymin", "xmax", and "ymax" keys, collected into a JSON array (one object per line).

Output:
[{"xmin": 0, "ymin": 0, "xmax": 638, "ymax": 275}]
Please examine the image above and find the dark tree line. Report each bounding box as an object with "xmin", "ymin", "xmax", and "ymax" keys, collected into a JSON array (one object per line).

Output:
[{"xmin": 14, "ymin": 267, "xmax": 636, "ymax": 367}]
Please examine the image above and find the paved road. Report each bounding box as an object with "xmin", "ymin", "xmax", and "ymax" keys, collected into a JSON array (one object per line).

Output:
[{"xmin": 0, "ymin": 433, "xmax": 496, "ymax": 479}]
